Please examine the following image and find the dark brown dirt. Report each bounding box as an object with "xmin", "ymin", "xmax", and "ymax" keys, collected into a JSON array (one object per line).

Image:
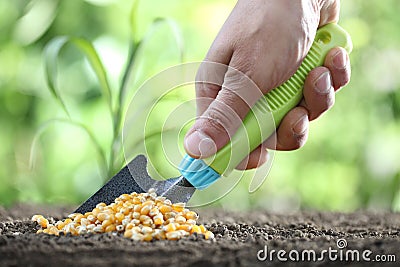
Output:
[{"xmin": 0, "ymin": 204, "xmax": 399, "ymax": 267}]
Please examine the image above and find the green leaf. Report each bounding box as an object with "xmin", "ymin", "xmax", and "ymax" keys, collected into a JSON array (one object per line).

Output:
[
  {"xmin": 154, "ymin": 18, "xmax": 184, "ymax": 62},
  {"xmin": 44, "ymin": 36, "xmax": 70, "ymax": 116},
  {"xmin": 129, "ymin": 0, "xmax": 140, "ymax": 43},
  {"xmin": 119, "ymin": 18, "xmax": 185, "ymax": 111},
  {"xmin": 44, "ymin": 36, "xmax": 113, "ymax": 116},
  {"xmin": 29, "ymin": 118, "xmax": 108, "ymax": 179}
]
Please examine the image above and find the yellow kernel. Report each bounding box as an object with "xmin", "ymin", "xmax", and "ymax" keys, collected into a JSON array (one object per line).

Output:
[
  {"xmin": 93, "ymin": 225, "xmax": 103, "ymax": 233},
  {"xmin": 112, "ymin": 205, "xmax": 119, "ymax": 212},
  {"xmin": 74, "ymin": 214, "xmax": 84, "ymax": 223},
  {"xmin": 131, "ymin": 226, "xmax": 141, "ymax": 233},
  {"xmin": 140, "ymin": 205, "xmax": 151, "ymax": 215},
  {"xmin": 31, "ymin": 215, "xmax": 44, "ymax": 222},
  {"xmin": 205, "ymin": 231, "xmax": 215, "ymax": 240},
  {"xmin": 155, "ymin": 196, "xmax": 166, "ymax": 202},
  {"xmin": 164, "ymin": 223, "xmax": 177, "ymax": 232},
  {"xmin": 141, "ymin": 226, "xmax": 153, "ymax": 234},
  {"xmin": 48, "ymin": 226, "xmax": 59, "ymax": 235},
  {"xmin": 178, "ymin": 229, "xmax": 189, "ymax": 237},
  {"xmin": 131, "ymin": 198, "xmax": 141, "ymax": 205},
  {"xmin": 80, "ymin": 218, "xmax": 89, "ymax": 226},
  {"xmin": 166, "ymin": 231, "xmax": 181, "ymax": 240},
  {"xmin": 126, "ymin": 223, "xmax": 135, "ymax": 230},
  {"xmin": 67, "ymin": 213, "xmax": 79, "ymax": 219},
  {"xmin": 185, "ymin": 211, "xmax": 198, "ymax": 220},
  {"xmin": 97, "ymin": 213, "xmax": 109, "ymax": 222},
  {"xmin": 115, "ymin": 212, "xmax": 124, "ymax": 222},
  {"xmin": 133, "ymin": 204, "xmax": 142, "ymax": 212},
  {"xmin": 149, "ymin": 207, "xmax": 159, "ymax": 217},
  {"xmin": 120, "ymin": 207, "xmax": 130, "ymax": 215},
  {"xmin": 177, "ymin": 224, "xmax": 192, "ymax": 232},
  {"xmin": 124, "ymin": 213, "xmax": 132, "ymax": 220},
  {"xmin": 186, "ymin": 219, "xmax": 196, "ymax": 225},
  {"xmin": 142, "ymin": 219, "xmax": 153, "ymax": 227},
  {"xmin": 143, "ymin": 233, "xmax": 153, "ymax": 242},
  {"xmin": 199, "ymin": 225, "xmax": 206, "ymax": 233},
  {"xmin": 108, "ymin": 214, "xmax": 115, "ymax": 222},
  {"xmin": 43, "ymin": 229, "xmax": 50, "ymax": 234},
  {"xmin": 87, "ymin": 215, "xmax": 95, "ymax": 222},
  {"xmin": 153, "ymin": 215, "xmax": 164, "ymax": 225},
  {"xmin": 159, "ymin": 205, "xmax": 172, "ymax": 214},
  {"xmin": 175, "ymin": 215, "xmax": 186, "ymax": 224},
  {"xmin": 152, "ymin": 229, "xmax": 166, "ymax": 240},
  {"xmin": 172, "ymin": 203, "xmax": 185, "ymax": 212},
  {"xmin": 165, "ymin": 218, "xmax": 175, "ymax": 224},
  {"xmin": 92, "ymin": 208, "xmax": 100, "ymax": 216},
  {"xmin": 56, "ymin": 221, "xmax": 65, "ymax": 230},
  {"xmin": 124, "ymin": 230, "xmax": 133, "ymax": 238},
  {"xmin": 191, "ymin": 225, "xmax": 201, "ymax": 234},
  {"xmin": 182, "ymin": 208, "xmax": 190, "ymax": 214},
  {"xmin": 38, "ymin": 217, "xmax": 49, "ymax": 228},
  {"xmin": 139, "ymin": 215, "xmax": 151, "ymax": 222},
  {"xmin": 105, "ymin": 225, "xmax": 116, "ymax": 232},
  {"xmin": 142, "ymin": 200, "xmax": 154, "ymax": 206},
  {"xmin": 120, "ymin": 193, "xmax": 130, "ymax": 200},
  {"xmin": 164, "ymin": 212, "xmax": 177, "ymax": 220},
  {"xmin": 96, "ymin": 203, "xmax": 106, "ymax": 209},
  {"xmin": 101, "ymin": 219, "xmax": 112, "ymax": 228},
  {"xmin": 131, "ymin": 212, "xmax": 140, "ymax": 220},
  {"xmin": 36, "ymin": 229, "xmax": 43, "ymax": 234},
  {"xmin": 131, "ymin": 233, "xmax": 144, "ymax": 241}
]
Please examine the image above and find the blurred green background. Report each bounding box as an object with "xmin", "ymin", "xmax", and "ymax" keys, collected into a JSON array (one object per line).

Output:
[{"xmin": 1, "ymin": 0, "xmax": 399, "ymax": 212}]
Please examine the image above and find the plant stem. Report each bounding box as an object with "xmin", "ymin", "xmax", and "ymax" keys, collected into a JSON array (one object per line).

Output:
[{"xmin": 107, "ymin": 41, "xmax": 140, "ymax": 177}]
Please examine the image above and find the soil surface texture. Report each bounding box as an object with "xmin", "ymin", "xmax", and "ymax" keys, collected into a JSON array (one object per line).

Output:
[{"xmin": 0, "ymin": 204, "xmax": 399, "ymax": 267}]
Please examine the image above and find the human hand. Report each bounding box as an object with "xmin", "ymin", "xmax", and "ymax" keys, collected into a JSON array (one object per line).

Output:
[{"xmin": 184, "ymin": 0, "xmax": 351, "ymax": 170}]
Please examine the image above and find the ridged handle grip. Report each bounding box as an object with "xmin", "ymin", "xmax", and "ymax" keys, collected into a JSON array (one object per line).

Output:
[{"xmin": 206, "ymin": 23, "xmax": 353, "ymax": 175}]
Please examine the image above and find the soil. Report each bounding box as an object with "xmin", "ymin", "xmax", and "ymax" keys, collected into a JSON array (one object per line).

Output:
[{"xmin": 0, "ymin": 204, "xmax": 399, "ymax": 267}]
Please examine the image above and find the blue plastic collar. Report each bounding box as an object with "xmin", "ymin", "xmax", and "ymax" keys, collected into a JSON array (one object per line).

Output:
[{"xmin": 178, "ymin": 154, "xmax": 221, "ymax": 190}]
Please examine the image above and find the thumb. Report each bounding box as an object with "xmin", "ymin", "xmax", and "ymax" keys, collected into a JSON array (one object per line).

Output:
[{"xmin": 184, "ymin": 65, "xmax": 263, "ymax": 158}]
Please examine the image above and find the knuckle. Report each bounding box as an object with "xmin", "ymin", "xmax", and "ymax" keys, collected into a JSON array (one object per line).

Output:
[
  {"xmin": 196, "ymin": 61, "xmax": 227, "ymax": 85},
  {"xmin": 196, "ymin": 82, "xmax": 220, "ymax": 97},
  {"xmin": 206, "ymin": 104, "xmax": 240, "ymax": 136}
]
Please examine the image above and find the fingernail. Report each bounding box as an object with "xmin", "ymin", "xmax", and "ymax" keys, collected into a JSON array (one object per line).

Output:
[
  {"xmin": 333, "ymin": 50, "xmax": 348, "ymax": 70},
  {"xmin": 185, "ymin": 130, "xmax": 217, "ymax": 158},
  {"xmin": 315, "ymin": 72, "xmax": 332, "ymax": 94},
  {"xmin": 292, "ymin": 114, "xmax": 308, "ymax": 136}
]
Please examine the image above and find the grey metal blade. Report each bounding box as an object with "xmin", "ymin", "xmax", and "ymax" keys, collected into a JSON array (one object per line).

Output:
[
  {"xmin": 152, "ymin": 175, "xmax": 195, "ymax": 204},
  {"xmin": 74, "ymin": 155, "xmax": 195, "ymax": 214}
]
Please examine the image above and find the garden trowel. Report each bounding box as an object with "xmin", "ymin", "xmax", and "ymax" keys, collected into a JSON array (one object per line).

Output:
[{"xmin": 75, "ymin": 23, "xmax": 352, "ymax": 214}]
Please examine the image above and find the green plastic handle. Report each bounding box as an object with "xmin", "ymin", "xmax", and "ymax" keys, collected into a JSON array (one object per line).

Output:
[{"xmin": 205, "ymin": 23, "xmax": 353, "ymax": 175}]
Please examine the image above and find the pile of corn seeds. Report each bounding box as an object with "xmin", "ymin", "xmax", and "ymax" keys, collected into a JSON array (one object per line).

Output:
[{"xmin": 32, "ymin": 188, "xmax": 214, "ymax": 241}]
